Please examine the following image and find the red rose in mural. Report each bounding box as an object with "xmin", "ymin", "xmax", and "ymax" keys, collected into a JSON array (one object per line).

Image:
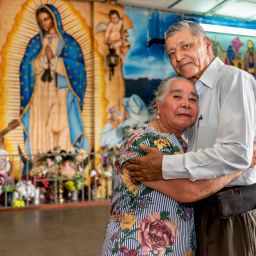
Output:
[{"xmin": 138, "ymin": 212, "xmax": 178, "ymax": 255}]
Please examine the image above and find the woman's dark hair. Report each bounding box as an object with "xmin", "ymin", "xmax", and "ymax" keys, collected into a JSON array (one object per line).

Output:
[
  {"xmin": 36, "ymin": 7, "xmax": 53, "ymax": 18},
  {"xmin": 36, "ymin": 7, "xmax": 54, "ymax": 32}
]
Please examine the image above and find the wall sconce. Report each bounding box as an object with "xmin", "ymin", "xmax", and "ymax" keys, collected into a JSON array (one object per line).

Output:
[{"xmin": 106, "ymin": 48, "xmax": 120, "ymax": 80}]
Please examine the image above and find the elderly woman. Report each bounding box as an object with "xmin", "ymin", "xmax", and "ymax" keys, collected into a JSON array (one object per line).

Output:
[{"xmin": 102, "ymin": 76, "xmax": 242, "ymax": 256}]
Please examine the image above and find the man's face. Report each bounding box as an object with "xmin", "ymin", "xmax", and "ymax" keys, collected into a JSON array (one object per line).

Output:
[{"xmin": 165, "ymin": 29, "xmax": 213, "ymax": 80}]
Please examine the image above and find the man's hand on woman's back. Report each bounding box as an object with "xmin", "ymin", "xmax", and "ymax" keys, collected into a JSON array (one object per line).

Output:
[{"xmin": 126, "ymin": 144, "xmax": 163, "ymax": 182}]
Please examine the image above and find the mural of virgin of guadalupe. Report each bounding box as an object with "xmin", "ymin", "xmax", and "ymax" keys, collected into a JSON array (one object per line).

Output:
[{"xmin": 20, "ymin": 4, "xmax": 88, "ymax": 155}]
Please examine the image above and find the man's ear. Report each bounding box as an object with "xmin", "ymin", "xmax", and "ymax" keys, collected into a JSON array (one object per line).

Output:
[{"xmin": 204, "ymin": 36, "xmax": 213, "ymax": 55}]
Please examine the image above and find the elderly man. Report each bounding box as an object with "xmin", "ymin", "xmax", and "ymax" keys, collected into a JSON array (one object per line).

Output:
[{"xmin": 127, "ymin": 21, "xmax": 256, "ymax": 256}]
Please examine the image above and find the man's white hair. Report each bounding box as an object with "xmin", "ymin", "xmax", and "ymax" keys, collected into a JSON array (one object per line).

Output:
[{"xmin": 165, "ymin": 20, "xmax": 207, "ymax": 41}]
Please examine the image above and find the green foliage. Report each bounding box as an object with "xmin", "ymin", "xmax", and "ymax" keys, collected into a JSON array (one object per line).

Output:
[
  {"xmin": 2, "ymin": 184, "xmax": 15, "ymax": 193},
  {"xmin": 140, "ymin": 187, "xmax": 153, "ymax": 196},
  {"xmin": 160, "ymin": 210, "xmax": 170, "ymax": 220}
]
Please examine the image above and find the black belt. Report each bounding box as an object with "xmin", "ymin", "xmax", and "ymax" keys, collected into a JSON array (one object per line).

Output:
[
  {"xmin": 217, "ymin": 183, "xmax": 256, "ymax": 218},
  {"xmin": 195, "ymin": 183, "xmax": 256, "ymax": 219}
]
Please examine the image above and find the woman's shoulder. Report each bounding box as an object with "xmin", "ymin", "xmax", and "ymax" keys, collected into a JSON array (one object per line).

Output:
[
  {"xmin": 117, "ymin": 125, "xmax": 183, "ymax": 165},
  {"xmin": 21, "ymin": 34, "xmax": 41, "ymax": 62},
  {"xmin": 62, "ymin": 33, "xmax": 79, "ymax": 46},
  {"xmin": 127, "ymin": 125, "xmax": 183, "ymax": 152},
  {"xmin": 117, "ymin": 126, "xmax": 149, "ymax": 165},
  {"xmin": 27, "ymin": 34, "xmax": 41, "ymax": 46}
]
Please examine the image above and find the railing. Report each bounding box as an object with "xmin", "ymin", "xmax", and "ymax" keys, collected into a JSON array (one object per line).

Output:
[{"xmin": 0, "ymin": 149, "xmax": 116, "ymax": 208}]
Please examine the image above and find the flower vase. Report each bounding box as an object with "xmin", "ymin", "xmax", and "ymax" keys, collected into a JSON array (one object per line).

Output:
[
  {"xmin": 58, "ymin": 181, "xmax": 64, "ymax": 204},
  {"xmin": 91, "ymin": 187, "xmax": 98, "ymax": 201},
  {"xmin": 5, "ymin": 192, "xmax": 13, "ymax": 207},
  {"xmin": 72, "ymin": 190, "xmax": 78, "ymax": 202},
  {"xmin": 34, "ymin": 188, "xmax": 40, "ymax": 205}
]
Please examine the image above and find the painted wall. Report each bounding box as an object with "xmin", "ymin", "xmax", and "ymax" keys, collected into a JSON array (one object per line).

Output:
[{"xmin": 0, "ymin": 0, "xmax": 256, "ymax": 177}]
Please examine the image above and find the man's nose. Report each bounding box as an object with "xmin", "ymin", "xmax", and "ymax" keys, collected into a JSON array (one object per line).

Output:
[{"xmin": 175, "ymin": 50, "xmax": 183, "ymax": 62}]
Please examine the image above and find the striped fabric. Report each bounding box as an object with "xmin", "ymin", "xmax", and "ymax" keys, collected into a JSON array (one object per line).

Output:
[{"xmin": 102, "ymin": 125, "xmax": 196, "ymax": 256}]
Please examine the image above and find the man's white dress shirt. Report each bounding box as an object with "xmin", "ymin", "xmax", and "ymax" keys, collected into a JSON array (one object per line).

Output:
[{"xmin": 163, "ymin": 57, "xmax": 256, "ymax": 186}]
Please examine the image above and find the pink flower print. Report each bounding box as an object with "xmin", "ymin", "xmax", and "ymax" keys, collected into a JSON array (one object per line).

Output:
[
  {"xmin": 138, "ymin": 212, "xmax": 178, "ymax": 255},
  {"xmin": 110, "ymin": 230, "xmax": 120, "ymax": 241},
  {"xmin": 119, "ymin": 246, "xmax": 138, "ymax": 256},
  {"xmin": 123, "ymin": 129, "xmax": 145, "ymax": 151}
]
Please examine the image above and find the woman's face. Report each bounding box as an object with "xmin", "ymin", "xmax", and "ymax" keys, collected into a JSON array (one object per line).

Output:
[
  {"xmin": 158, "ymin": 79, "xmax": 199, "ymax": 136},
  {"xmin": 37, "ymin": 12, "xmax": 54, "ymax": 33}
]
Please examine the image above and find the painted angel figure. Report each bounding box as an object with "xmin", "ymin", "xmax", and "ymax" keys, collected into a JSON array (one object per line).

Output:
[{"xmin": 105, "ymin": 10, "xmax": 130, "ymax": 63}]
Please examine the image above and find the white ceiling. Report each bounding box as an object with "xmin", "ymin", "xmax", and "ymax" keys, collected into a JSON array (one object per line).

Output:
[{"xmin": 116, "ymin": 0, "xmax": 256, "ymax": 21}]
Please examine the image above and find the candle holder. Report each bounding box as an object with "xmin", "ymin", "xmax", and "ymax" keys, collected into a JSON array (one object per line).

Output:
[{"xmin": 106, "ymin": 48, "xmax": 120, "ymax": 80}]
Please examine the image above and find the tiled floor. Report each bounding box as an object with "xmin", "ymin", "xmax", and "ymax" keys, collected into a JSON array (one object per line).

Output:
[{"xmin": 0, "ymin": 203, "xmax": 111, "ymax": 256}]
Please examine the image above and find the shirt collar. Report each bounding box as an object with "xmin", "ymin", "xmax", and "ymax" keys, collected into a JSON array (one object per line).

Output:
[{"xmin": 199, "ymin": 57, "xmax": 224, "ymax": 89}]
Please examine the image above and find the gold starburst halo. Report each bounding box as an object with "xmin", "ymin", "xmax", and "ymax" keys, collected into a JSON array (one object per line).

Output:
[{"xmin": 0, "ymin": 0, "xmax": 93, "ymax": 177}]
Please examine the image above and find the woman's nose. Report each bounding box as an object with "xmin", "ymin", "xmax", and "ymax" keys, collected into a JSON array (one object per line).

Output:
[{"xmin": 181, "ymin": 99, "xmax": 190, "ymax": 108}]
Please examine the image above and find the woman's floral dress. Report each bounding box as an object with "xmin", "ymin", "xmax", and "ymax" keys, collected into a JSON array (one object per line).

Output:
[{"xmin": 102, "ymin": 125, "xmax": 196, "ymax": 256}]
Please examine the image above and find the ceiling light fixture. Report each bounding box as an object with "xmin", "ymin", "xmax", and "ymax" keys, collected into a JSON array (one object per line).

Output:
[{"xmin": 200, "ymin": 23, "xmax": 256, "ymax": 37}]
